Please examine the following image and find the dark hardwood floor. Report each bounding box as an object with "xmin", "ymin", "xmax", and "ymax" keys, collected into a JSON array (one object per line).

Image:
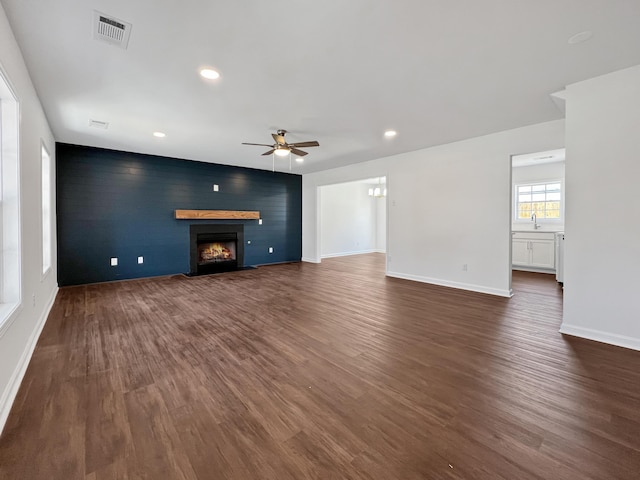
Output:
[{"xmin": 1, "ymin": 254, "xmax": 639, "ymax": 479}]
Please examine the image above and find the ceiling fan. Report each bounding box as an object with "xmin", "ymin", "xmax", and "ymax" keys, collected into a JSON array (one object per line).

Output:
[{"xmin": 242, "ymin": 129, "xmax": 320, "ymax": 157}]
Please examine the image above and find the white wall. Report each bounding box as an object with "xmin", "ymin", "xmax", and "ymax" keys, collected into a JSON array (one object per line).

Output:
[
  {"xmin": 561, "ymin": 64, "xmax": 640, "ymax": 351},
  {"xmin": 303, "ymin": 120, "xmax": 565, "ymax": 296},
  {"xmin": 320, "ymin": 182, "xmax": 378, "ymax": 257},
  {"xmin": 0, "ymin": 4, "xmax": 58, "ymax": 433},
  {"xmin": 512, "ymin": 161, "xmax": 566, "ymax": 232}
]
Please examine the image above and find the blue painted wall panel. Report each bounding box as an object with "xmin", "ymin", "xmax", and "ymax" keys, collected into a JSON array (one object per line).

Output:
[{"xmin": 56, "ymin": 144, "xmax": 302, "ymax": 286}]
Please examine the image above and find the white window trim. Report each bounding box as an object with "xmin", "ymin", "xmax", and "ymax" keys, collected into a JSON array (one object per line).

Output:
[
  {"xmin": 41, "ymin": 141, "xmax": 52, "ymax": 279},
  {"xmin": 513, "ymin": 178, "xmax": 564, "ymax": 224},
  {"xmin": 0, "ymin": 66, "xmax": 22, "ymax": 336}
]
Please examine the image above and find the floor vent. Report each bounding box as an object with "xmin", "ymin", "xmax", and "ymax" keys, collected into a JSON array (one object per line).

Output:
[{"xmin": 93, "ymin": 11, "xmax": 132, "ymax": 49}]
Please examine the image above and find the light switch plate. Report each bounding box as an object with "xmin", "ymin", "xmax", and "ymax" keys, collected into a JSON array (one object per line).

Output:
[{"xmin": 110, "ymin": 257, "xmax": 118, "ymax": 266}]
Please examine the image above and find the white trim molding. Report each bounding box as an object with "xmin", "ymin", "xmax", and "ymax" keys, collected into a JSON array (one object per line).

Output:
[
  {"xmin": 559, "ymin": 324, "xmax": 640, "ymax": 352},
  {"xmin": 387, "ymin": 270, "xmax": 513, "ymax": 298},
  {"xmin": 0, "ymin": 287, "xmax": 58, "ymax": 434},
  {"xmin": 321, "ymin": 249, "xmax": 380, "ymax": 259},
  {"xmin": 301, "ymin": 257, "xmax": 321, "ymax": 264}
]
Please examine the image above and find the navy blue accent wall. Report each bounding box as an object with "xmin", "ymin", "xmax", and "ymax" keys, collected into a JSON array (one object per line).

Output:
[{"xmin": 56, "ymin": 144, "xmax": 302, "ymax": 286}]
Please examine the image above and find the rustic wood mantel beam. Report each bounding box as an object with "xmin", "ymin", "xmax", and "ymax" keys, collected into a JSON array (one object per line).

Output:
[{"xmin": 175, "ymin": 209, "xmax": 260, "ymax": 220}]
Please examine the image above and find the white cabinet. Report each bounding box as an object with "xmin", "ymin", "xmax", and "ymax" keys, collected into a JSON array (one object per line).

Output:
[
  {"xmin": 512, "ymin": 232, "xmax": 555, "ymax": 270},
  {"xmin": 512, "ymin": 238, "xmax": 531, "ymax": 265}
]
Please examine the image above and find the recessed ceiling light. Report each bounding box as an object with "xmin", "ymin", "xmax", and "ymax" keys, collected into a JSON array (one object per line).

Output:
[
  {"xmin": 384, "ymin": 130, "xmax": 397, "ymax": 137},
  {"xmin": 153, "ymin": 131, "xmax": 166, "ymax": 138},
  {"xmin": 295, "ymin": 157, "xmax": 304, "ymax": 163},
  {"xmin": 200, "ymin": 68, "xmax": 220, "ymax": 80},
  {"xmin": 568, "ymin": 31, "xmax": 593, "ymax": 45}
]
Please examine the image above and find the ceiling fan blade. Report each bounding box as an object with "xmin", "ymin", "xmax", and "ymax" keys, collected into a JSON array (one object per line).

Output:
[
  {"xmin": 242, "ymin": 142, "xmax": 273, "ymax": 147},
  {"xmin": 290, "ymin": 148, "xmax": 309, "ymax": 157},
  {"xmin": 261, "ymin": 149, "xmax": 276, "ymax": 156},
  {"xmin": 289, "ymin": 141, "xmax": 319, "ymax": 148},
  {"xmin": 272, "ymin": 133, "xmax": 286, "ymax": 145}
]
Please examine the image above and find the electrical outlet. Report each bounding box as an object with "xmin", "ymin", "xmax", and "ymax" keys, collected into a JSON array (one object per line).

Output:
[
  {"xmin": 269, "ymin": 247, "xmax": 273, "ymax": 253},
  {"xmin": 258, "ymin": 219, "xmax": 263, "ymax": 225},
  {"xmin": 463, "ymin": 264, "xmax": 468, "ymax": 271},
  {"xmin": 32, "ymin": 293, "xmax": 36, "ymax": 306},
  {"xmin": 213, "ymin": 184, "xmax": 219, "ymax": 192},
  {"xmin": 138, "ymin": 256, "xmax": 144, "ymax": 264},
  {"xmin": 110, "ymin": 257, "xmax": 118, "ymax": 266}
]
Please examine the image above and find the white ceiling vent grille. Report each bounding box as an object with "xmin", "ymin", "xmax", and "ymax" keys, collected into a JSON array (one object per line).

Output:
[
  {"xmin": 89, "ymin": 119, "xmax": 109, "ymax": 130},
  {"xmin": 93, "ymin": 11, "xmax": 132, "ymax": 49}
]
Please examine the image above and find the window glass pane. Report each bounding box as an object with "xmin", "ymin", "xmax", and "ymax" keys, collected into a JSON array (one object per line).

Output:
[
  {"xmin": 42, "ymin": 145, "xmax": 51, "ymax": 274},
  {"xmin": 532, "ymin": 201, "xmax": 546, "ymax": 213},
  {"xmin": 515, "ymin": 181, "xmax": 562, "ymax": 222},
  {"xmin": 547, "ymin": 192, "xmax": 561, "ymax": 201},
  {"xmin": 518, "ymin": 203, "xmax": 531, "ymax": 218},
  {"xmin": 1, "ymin": 70, "xmax": 22, "ymax": 315}
]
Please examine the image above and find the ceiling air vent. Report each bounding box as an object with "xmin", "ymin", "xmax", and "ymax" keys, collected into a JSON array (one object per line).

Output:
[
  {"xmin": 93, "ymin": 11, "xmax": 132, "ymax": 49},
  {"xmin": 89, "ymin": 119, "xmax": 109, "ymax": 130}
]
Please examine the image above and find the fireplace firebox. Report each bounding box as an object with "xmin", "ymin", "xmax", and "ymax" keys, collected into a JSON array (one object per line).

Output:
[{"xmin": 189, "ymin": 224, "xmax": 244, "ymax": 275}]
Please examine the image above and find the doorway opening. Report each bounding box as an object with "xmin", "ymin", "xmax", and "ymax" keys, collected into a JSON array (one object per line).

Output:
[
  {"xmin": 510, "ymin": 149, "xmax": 565, "ymax": 294},
  {"xmin": 318, "ymin": 177, "xmax": 387, "ymax": 272}
]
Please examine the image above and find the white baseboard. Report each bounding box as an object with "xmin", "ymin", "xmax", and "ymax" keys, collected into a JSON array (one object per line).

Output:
[
  {"xmin": 0, "ymin": 286, "xmax": 58, "ymax": 435},
  {"xmin": 321, "ymin": 249, "xmax": 379, "ymax": 259},
  {"xmin": 304, "ymin": 251, "xmax": 385, "ymax": 263},
  {"xmin": 559, "ymin": 323, "xmax": 640, "ymax": 352},
  {"xmin": 512, "ymin": 266, "xmax": 556, "ymax": 274},
  {"xmin": 301, "ymin": 257, "xmax": 321, "ymax": 264},
  {"xmin": 387, "ymin": 270, "xmax": 513, "ymax": 298}
]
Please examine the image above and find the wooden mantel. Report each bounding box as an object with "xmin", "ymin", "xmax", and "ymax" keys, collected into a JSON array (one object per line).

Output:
[{"xmin": 175, "ymin": 209, "xmax": 260, "ymax": 220}]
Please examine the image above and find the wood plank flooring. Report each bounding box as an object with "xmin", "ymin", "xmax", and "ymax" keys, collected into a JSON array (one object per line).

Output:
[{"xmin": 1, "ymin": 253, "xmax": 640, "ymax": 479}]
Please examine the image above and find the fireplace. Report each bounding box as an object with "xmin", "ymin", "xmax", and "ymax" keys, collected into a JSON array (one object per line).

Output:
[{"xmin": 189, "ymin": 224, "xmax": 244, "ymax": 275}]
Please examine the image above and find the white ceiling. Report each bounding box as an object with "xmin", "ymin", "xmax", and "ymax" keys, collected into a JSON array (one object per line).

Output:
[
  {"xmin": 358, "ymin": 177, "xmax": 387, "ymax": 186},
  {"xmin": 2, "ymin": 0, "xmax": 640, "ymax": 174},
  {"xmin": 512, "ymin": 148, "xmax": 565, "ymax": 168}
]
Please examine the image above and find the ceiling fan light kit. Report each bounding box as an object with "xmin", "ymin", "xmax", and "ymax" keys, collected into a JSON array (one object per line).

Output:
[{"xmin": 242, "ymin": 129, "xmax": 319, "ymax": 170}]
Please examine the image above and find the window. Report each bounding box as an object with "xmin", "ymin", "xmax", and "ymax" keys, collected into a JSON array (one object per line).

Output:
[
  {"xmin": 515, "ymin": 181, "xmax": 562, "ymax": 221},
  {"xmin": 41, "ymin": 144, "xmax": 51, "ymax": 276},
  {"xmin": 0, "ymin": 68, "xmax": 21, "ymax": 330}
]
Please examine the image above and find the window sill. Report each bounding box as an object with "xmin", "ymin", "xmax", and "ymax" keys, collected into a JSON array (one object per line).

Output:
[
  {"xmin": 0, "ymin": 301, "xmax": 22, "ymax": 339},
  {"xmin": 41, "ymin": 266, "xmax": 51, "ymax": 282},
  {"xmin": 513, "ymin": 219, "xmax": 563, "ymax": 224}
]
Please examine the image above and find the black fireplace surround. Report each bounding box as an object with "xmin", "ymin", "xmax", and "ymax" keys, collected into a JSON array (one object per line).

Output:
[{"xmin": 189, "ymin": 224, "xmax": 244, "ymax": 275}]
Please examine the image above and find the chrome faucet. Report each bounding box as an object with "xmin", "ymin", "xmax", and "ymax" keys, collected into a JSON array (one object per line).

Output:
[{"xmin": 531, "ymin": 213, "xmax": 540, "ymax": 229}]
